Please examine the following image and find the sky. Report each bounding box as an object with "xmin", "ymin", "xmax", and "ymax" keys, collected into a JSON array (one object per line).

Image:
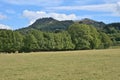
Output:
[{"xmin": 0, "ymin": 0, "xmax": 120, "ymax": 30}]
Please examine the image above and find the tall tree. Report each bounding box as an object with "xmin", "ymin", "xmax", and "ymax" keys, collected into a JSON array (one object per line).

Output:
[
  {"xmin": 89, "ymin": 26, "xmax": 101, "ymax": 49},
  {"xmin": 60, "ymin": 31, "xmax": 75, "ymax": 50},
  {"xmin": 68, "ymin": 23, "xmax": 103, "ymax": 50},
  {"xmin": 23, "ymin": 34, "xmax": 39, "ymax": 52},
  {"xmin": 99, "ymin": 32, "xmax": 112, "ymax": 48},
  {"xmin": 28, "ymin": 30, "xmax": 45, "ymax": 50},
  {"xmin": 68, "ymin": 23, "xmax": 92, "ymax": 49},
  {"xmin": 0, "ymin": 30, "xmax": 23, "ymax": 53}
]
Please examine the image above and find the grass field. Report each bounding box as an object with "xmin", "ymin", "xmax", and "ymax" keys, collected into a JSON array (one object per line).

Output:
[{"xmin": 0, "ymin": 49, "xmax": 120, "ymax": 80}]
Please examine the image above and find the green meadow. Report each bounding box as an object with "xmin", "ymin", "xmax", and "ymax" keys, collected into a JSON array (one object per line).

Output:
[{"xmin": 0, "ymin": 49, "xmax": 120, "ymax": 80}]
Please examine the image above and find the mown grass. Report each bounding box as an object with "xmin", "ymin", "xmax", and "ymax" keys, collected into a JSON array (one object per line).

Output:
[{"xmin": 0, "ymin": 49, "xmax": 120, "ymax": 80}]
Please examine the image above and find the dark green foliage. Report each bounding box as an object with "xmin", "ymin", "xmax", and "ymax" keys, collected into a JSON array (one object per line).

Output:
[
  {"xmin": 52, "ymin": 31, "xmax": 75, "ymax": 50},
  {"xmin": 79, "ymin": 18, "xmax": 106, "ymax": 29},
  {"xmin": 27, "ymin": 30, "xmax": 45, "ymax": 50},
  {"xmin": 61, "ymin": 31, "xmax": 75, "ymax": 50},
  {"xmin": 108, "ymin": 33, "xmax": 120, "ymax": 46},
  {"xmin": 40, "ymin": 31, "xmax": 74, "ymax": 51},
  {"xmin": 0, "ymin": 30, "xmax": 23, "ymax": 53},
  {"xmin": 0, "ymin": 18, "xmax": 119, "ymax": 53},
  {"xmin": 17, "ymin": 17, "xmax": 120, "ymax": 47},
  {"xmin": 20, "ymin": 30, "xmax": 74, "ymax": 52},
  {"xmin": 68, "ymin": 23, "xmax": 110, "ymax": 50},
  {"xmin": 24, "ymin": 34, "xmax": 39, "ymax": 52},
  {"xmin": 68, "ymin": 23, "xmax": 92, "ymax": 49},
  {"xmin": 106, "ymin": 23, "xmax": 120, "ymax": 30},
  {"xmin": 43, "ymin": 32, "xmax": 56, "ymax": 50},
  {"xmin": 99, "ymin": 32, "xmax": 112, "ymax": 48},
  {"xmin": 104, "ymin": 26, "xmax": 118, "ymax": 34},
  {"xmin": 104, "ymin": 23, "xmax": 120, "ymax": 46},
  {"xmin": 89, "ymin": 26, "xmax": 101, "ymax": 49},
  {"xmin": 18, "ymin": 17, "xmax": 74, "ymax": 32}
]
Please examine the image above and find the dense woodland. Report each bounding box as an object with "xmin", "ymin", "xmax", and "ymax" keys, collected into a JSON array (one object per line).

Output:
[{"xmin": 0, "ymin": 18, "xmax": 120, "ymax": 53}]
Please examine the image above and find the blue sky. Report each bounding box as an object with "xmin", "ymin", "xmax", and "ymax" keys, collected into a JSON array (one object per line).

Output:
[{"xmin": 0, "ymin": 0, "xmax": 120, "ymax": 30}]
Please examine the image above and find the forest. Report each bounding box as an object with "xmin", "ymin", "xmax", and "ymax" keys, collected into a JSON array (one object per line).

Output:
[{"xmin": 0, "ymin": 18, "xmax": 120, "ymax": 53}]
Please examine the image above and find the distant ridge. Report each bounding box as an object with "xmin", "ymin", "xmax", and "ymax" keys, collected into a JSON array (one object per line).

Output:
[
  {"xmin": 79, "ymin": 18, "xmax": 106, "ymax": 29},
  {"xmin": 17, "ymin": 17, "xmax": 120, "ymax": 33},
  {"xmin": 18, "ymin": 17, "xmax": 74, "ymax": 32}
]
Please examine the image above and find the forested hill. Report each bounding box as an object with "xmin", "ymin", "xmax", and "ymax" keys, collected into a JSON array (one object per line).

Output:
[
  {"xmin": 79, "ymin": 18, "xmax": 106, "ymax": 29},
  {"xmin": 0, "ymin": 17, "xmax": 120, "ymax": 53},
  {"xmin": 18, "ymin": 18, "xmax": 107, "ymax": 32},
  {"xmin": 18, "ymin": 17, "xmax": 74, "ymax": 33},
  {"xmin": 17, "ymin": 17, "xmax": 120, "ymax": 32}
]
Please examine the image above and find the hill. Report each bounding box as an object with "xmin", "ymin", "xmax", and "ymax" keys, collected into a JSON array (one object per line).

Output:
[
  {"xmin": 104, "ymin": 23, "xmax": 120, "ymax": 33},
  {"xmin": 18, "ymin": 17, "xmax": 74, "ymax": 33},
  {"xmin": 79, "ymin": 18, "xmax": 106, "ymax": 29},
  {"xmin": 15, "ymin": 17, "xmax": 120, "ymax": 48},
  {"xmin": 17, "ymin": 17, "xmax": 120, "ymax": 33}
]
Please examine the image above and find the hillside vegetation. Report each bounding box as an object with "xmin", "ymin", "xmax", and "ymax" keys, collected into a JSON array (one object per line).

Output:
[
  {"xmin": 0, "ymin": 18, "xmax": 120, "ymax": 53},
  {"xmin": 0, "ymin": 49, "xmax": 120, "ymax": 80}
]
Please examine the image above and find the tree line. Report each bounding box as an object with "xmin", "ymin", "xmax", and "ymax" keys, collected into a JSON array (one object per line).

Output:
[
  {"xmin": 104, "ymin": 23, "xmax": 120, "ymax": 46},
  {"xmin": 0, "ymin": 23, "xmax": 113, "ymax": 53}
]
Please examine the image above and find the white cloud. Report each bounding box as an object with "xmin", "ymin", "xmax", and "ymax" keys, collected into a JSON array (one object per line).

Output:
[
  {"xmin": 48, "ymin": 2, "xmax": 120, "ymax": 16},
  {"xmin": 0, "ymin": 14, "xmax": 7, "ymax": 20},
  {"xmin": 116, "ymin": 2, "xmax": 120, "ymax": 14},
  {"xmin": 23, "ymin": 10, "xmax": 77, "ymax": 24},
  {"xmin": 104, "ymin": 0, "xmax": 120, "ymax": 3},
  {"xmin": 2, "ymin": 0, "xmax": 63, "ymax": 6},
  {"xmin": 0, "ymin": 24, "xmax": 12, "ymax": 30},
  {"xmin": 49, "ymin": 4, "xmax": 116, "ymax": 12}
]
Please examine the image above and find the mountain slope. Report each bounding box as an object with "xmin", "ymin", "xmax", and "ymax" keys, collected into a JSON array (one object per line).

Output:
[
  {"xmin": 18, "ymin": 17, "xmax": 74, "ymax": 33},
  {"xmin": 17, "ymin": 17, "xmax": 120, "ymax": 34},
  {"xmin": 79, "ymin": 18, "xmax": 106, "ymax": 29},
  {"xmin": 106, "ymin": 23, "xmax": 120, "ymax": 30}
]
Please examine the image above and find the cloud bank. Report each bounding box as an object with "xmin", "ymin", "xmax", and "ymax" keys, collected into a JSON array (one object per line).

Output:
[
  {"xmin": 0, "ymin": 24, "xmax": 11, "ymax": 30},
  {"xmin": 48, "ymin": 1, "xmax": 120, "ymax": 16},
  {"xmin": 23, "ymin": 10, "xmax": 77, "ymax": 24}
]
